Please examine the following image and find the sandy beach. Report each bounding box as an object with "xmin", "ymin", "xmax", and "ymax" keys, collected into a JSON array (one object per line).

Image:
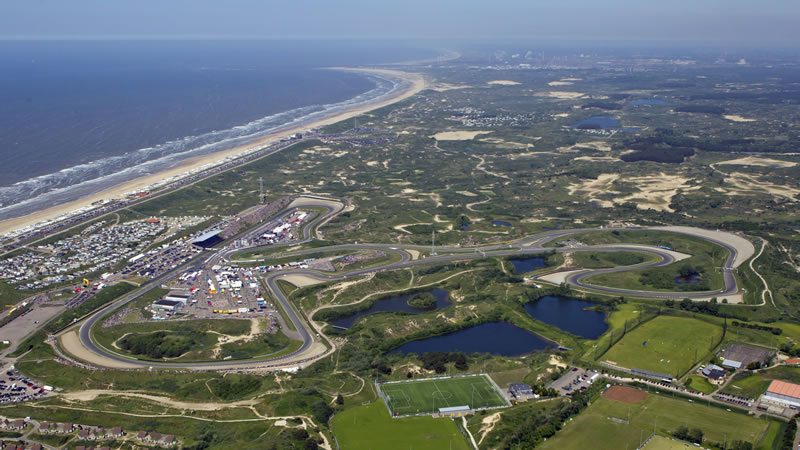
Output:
[{"xmin": 0, "ymin": 68, "xmax": 426, "ymax": 236}]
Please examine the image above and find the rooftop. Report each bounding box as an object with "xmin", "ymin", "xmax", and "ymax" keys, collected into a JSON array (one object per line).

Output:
[{"xmin": 767, "ymin": 380, "xmax": 800, "ymax": 399}]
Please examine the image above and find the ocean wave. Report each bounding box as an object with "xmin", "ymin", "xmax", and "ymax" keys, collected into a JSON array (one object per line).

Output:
[{"xmin": 0, "ymin": 71, "xmax": 399, "ymax": 219}]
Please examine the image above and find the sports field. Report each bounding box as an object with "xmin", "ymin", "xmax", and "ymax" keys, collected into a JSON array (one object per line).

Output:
[
  {"xmin": 601, "ymin": 316, "xmax": 722, "ymax": 377},
  {"xmin": 380, "ymin": 375, "xmax": 507, "ymax": 416},
  {"xmin": 641, "ymin": 435, "xmax": 696, "ymax": 449},
  {"xmin": 539, "ymin": 387, "xmax": 776, "ymax": 450},
  {"xmin": 331, "ymin": 401, "xmax": 470, "ymax": 450}
]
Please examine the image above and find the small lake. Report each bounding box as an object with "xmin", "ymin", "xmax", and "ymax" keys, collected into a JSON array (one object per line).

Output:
[
  {"xmin": 393, "ymin": 322, "xmax": 553, "ymax": 356},
  {"xmin": 523, "ymin": 296, "xmax": 608, "ymax": 339},
  {"xmin": 630, "ymin": 98, "xmax": 672, "ymax": 106},
  {"xmin": 492, "ymin": 221, "xmax": 512, "ymax": 227},
  {"xmin": 572, "ymin": 116, "xmax": 620, "ymax": 129},
  {"xmin": 330, "ymin": 289, "xmax": 451, "ymax": 329},
  {"xmin": 508, "ymin": 257, "xmax": 547, "ymax": 274}
]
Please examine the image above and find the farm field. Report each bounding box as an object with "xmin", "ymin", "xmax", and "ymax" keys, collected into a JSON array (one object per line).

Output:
[
  {"xmin": 539, "ymin": 387, "xmax": 776, "ymax": 450},
  {"xmin": 380, "ymin": 375, "xmax": 507, "ymax": 417},
  {"xmin": 601, "ymin": 316, "xmax": 722, "ymax": 377},
  {"xmin": 331, "ymin": 400, "xmax": 469, "ymax": 450}
]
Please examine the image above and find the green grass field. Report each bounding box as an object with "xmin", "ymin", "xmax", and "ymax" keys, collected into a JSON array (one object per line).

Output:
[
  {"xmin": 722, "ymin": 366, "xmax": 800, "ymax": 399},
  {"xmin": 685, "ymin": 375, "xmax": 717, "ymax": 395},
  {"xmin": 539, "ymin": 390, "xmax": 776, "ymax": 450},
  {"xmin": 641, "ymin": 435, "xmax": 696, "ymax": 449},
  {"xmin": 601, "ymin": 316, "xmax": 722, "ymax": 377},
  {"xmin": 331, "ymin": 401, "xmax": 469, "ymax": 450},
  {"xmin": 380, "ymin": 375, "xmax": 506, "ymax": 416}
]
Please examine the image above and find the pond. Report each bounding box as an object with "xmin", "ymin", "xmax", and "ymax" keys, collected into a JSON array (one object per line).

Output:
[
  {"xmin": 508, "ymin": 257, "xmax": 547, "ymax": 274},
  {"xmin": 329, "ymin": 289, "xmax": 451, "ymax": 329},
  {"xmin": 523, "ymin": 295, "xmax": 608, "ymax": 339},
  {"xmin": 393, "ymin": 322, "xmax": 553, "ymax": 356},
  {"xmin": 492, "ymin": 221, "xmax": 512, "ymax": 227},
  {"xmin": 572, "ymin": 116, "xmax": 620, "ymax": 129}
]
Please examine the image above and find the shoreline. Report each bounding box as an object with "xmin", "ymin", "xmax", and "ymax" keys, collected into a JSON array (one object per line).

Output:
[{"xmin": 0, "ymin": 68, "xmax": 426, "ymax": 237}]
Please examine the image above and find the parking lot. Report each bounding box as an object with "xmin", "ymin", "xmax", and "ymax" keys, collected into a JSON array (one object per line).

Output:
[
  {"xmin": 0, "ymin": 366, "xmax": 50, "ymax": 404},
  {"xmin": 549, "ymin": 367, "xmax": 602, "ymax": 396}
]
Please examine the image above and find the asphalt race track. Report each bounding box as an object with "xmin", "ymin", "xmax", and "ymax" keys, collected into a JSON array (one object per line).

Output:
[{"xmin": 70, "ymin": 196, "xmax": 751, "ymax": 370}]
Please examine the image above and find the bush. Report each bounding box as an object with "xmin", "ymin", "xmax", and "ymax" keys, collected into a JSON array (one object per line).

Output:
[{"xmin": 407, "ymin": 293, "xmax": 437, "ymax": 310}]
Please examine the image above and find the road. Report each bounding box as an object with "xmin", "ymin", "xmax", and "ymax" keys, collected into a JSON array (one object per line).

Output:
[{"xmin": 64, "ymin": 196, "xmax": 753, "ymax": 370}]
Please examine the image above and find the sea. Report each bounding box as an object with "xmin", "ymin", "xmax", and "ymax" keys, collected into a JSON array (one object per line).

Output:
[{"xmin": 0, "ymin": 40, "xmax": 438, "ymax": 221}]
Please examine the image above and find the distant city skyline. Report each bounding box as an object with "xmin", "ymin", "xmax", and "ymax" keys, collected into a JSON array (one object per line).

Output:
[{"xmin": 1, "ymin": 0, "xmax": 798, "ymax": 45}]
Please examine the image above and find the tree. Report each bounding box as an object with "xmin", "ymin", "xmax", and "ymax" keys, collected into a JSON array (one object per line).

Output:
[{"xmin": 335, "ymin": 394, "xmax": 344, "ymax": 405}]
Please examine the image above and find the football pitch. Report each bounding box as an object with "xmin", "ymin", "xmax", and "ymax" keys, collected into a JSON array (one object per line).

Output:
[
  {"xmin": 601, "ymin": 315, "xmax": 721, "ymax": 377},
  {"xmin": 381, "ymin": 375, "xmax": 507, "ymax": 416}
]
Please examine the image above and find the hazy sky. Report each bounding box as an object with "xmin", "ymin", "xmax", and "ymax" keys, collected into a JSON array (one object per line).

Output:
[{"xmin": 1, "ymin": 0, "xmax": 798, "ymax": 44}]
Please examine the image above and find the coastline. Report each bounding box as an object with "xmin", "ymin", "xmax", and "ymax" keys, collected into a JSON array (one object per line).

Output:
[{"xmin": 0, "ymin": 68, "xmax": 426, "ymax": 237}]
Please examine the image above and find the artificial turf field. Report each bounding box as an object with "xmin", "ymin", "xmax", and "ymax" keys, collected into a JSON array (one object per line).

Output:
[
  {"xmin": 380, "ymin": 374, "xmax": 507, "ymax": 416},
  {"xmin": 331, "ymin": 400, "xmax": 470, "ymax": 450},
  {"xmin": 601, "ymin": 316, "xmax": 722, "ymax": 377},
  {"xmin": 538, "ymin": 388, "xmax": 777, "ymax": 450}
]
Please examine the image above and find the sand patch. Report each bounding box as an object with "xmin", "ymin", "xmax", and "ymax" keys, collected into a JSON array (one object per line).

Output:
[
  {"xmin": 567, "ymin": 173, "xmax": 620, "ymax": 208},
  {"xmin": 487, "ymin": 80, "xmax": 520, "ymax": 86},
  {"xmin": 723, "ymin": 172, "xmax": 799, "ymax": 202},
  {"xmin": 560, "ymin": 140, "xmax": 612, "ymax": 153},
  {"xmin": 508, "ymin": 152, "xmax": 558, "ymax": 159},
  {"xmin": 430, "ymin": 83, "xmax": 472, "ymax": 91},
  {"xmin": 548, "ymin": 81, "xmax": 574, "ymax": 86},
  {"xmin": 614, "ymin": 174, "xmax": 697, "ymax": 212},
  {"xmin": 478, "ymin": 412, "xmax": 502, "ymax": 445},
  {"xmin": 537, "ymin": 91, "xmax": 585, "ymax": 99},
  {"xmin": 553, "ymin": 113, "xmax": 570, "ymax": 118},
  {"xmin": 62, "ymin": 390, "xmax": 261, "ymax": 410},
  {"xmin": 456, "ymin": 190, "xmax": 479, "ymax": 197},
  {"xmin": 549, "ymin": 355, "xmax": 567, "ymax": 369},
  {"xmin": 716, "ymin": 156, "xmax": 796, "ymax": 168},
  {"xmin": 724, "ymin": 115, "xmax": 756, "ymax": 122},
  {"xmin": 278, "ymin": 273, "xmax": 323, "ymax": 288},
  {"xmin": 431, "ymin": 130, "xmax": 494, "ymax": 141},
  {"xmin": 574, "ymin": 156, "xmax": 621, "ymax": 163},
  {"xmin": 568, "ymin": 173, "xmax": 695, "ymax": 212}
]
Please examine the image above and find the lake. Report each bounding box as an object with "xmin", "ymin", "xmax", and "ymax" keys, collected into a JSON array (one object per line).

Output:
[
  {"xmin": 508, "ymin": 257, "xmax": 547, "ymax": 274},
  {"xmin": 572, "ymin": 116, "xmax": 620, "ymax": 129},
  {"xmin": 393, "ymin": 322, "xmax": 553, "ymax": 356},
  {"xmin": 523, "ymin": 295, "xmax": 608, "ymax": 339},
  {"xmin": 329, "ymin": 289, "xmax": 451, "ymax": 329},
  {"xmin": 492, "ymin": 221, "xmax": 512, "ymax": 227}
]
